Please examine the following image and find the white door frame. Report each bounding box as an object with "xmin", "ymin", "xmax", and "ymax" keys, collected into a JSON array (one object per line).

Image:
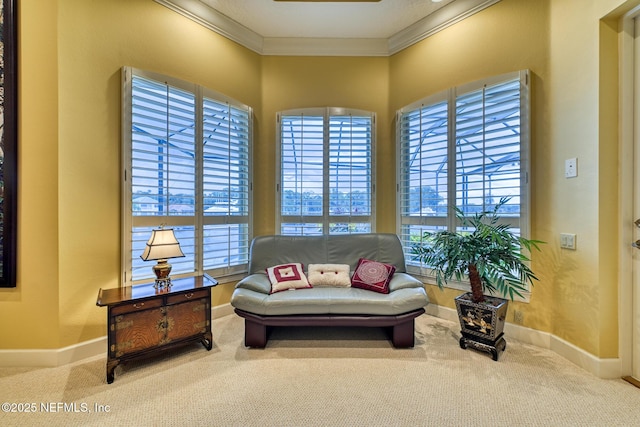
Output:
[{"xmin": 620, "ymin": 7, "xmax": 640, "ymax": 380}]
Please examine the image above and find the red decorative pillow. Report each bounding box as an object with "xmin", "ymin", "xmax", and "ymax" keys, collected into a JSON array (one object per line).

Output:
[
  {"xmin": 351, "ymin": 258, "xmax": 396, "ymax": 294},
  {"xmin": 266, "ymin": 263, "xmax": 312, "ymax": 294}
]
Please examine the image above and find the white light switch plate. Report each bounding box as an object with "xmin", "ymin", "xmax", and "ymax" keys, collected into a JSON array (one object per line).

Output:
[{"xmin": 565, "ymin": 158, "xmax": 577, "ymax": 178}]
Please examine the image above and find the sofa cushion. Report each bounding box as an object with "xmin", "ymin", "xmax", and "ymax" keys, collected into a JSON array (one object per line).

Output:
[
  {"xmin": 307, "ymin": 264, "xmax": 351, "ymax": 287},
  {"xmin": 231, "ymin": 286, "xmax": 428, "ymax": 316},
  {"xmin": 266, "ymin": 263, "xmax": 312, "ymax": 294},
  {"xmin": 351, "ymin": 258, "xmax": 396, "ymax": 294}
]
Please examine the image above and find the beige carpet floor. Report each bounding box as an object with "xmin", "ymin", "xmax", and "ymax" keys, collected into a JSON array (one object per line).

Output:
[{"xmin": 1, "ymin": 313, "xmax": 639, "ymax": 426}]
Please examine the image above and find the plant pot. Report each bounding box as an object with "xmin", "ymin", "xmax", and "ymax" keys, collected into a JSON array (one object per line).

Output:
[{"xmin": 455, "ymin": 292, "xmax": 508, "ymax": 360}]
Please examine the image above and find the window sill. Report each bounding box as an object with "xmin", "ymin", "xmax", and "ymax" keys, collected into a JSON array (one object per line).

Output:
[{"xmin": 413, "ymin": 272, "xmax": 531, "ymax": 303}]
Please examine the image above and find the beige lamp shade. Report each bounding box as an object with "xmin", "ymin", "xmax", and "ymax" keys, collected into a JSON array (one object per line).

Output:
[{"xmin": 140, "ymin": 228, "xmax": 185, "ymax": 261}]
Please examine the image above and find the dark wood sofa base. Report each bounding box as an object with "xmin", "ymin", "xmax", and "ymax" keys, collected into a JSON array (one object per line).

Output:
[{"xmin": 234, "ymin": 308, "xmax": 425, "ymax": 349}]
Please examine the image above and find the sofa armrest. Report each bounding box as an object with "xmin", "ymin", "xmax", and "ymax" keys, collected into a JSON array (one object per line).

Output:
[
  {"xmin": 236, "ymin": 273, "xmax": 271, "ymax": 294},
  {"xmin": 388, "ymin": 272, "xmax": 424, "ymax": 293}
]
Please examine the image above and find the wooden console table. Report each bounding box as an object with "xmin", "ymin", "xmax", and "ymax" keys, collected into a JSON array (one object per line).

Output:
[{"xmin": 96, "ymin": 275, "xmax": 218, "ymax": 383}]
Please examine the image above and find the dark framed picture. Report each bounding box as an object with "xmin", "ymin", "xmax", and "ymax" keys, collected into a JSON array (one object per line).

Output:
[{"xmin": 0, "ymin": 0, "xmax": 17, "ymax": 287}]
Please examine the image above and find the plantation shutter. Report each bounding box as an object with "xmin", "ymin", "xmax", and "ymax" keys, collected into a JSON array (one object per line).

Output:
[
  {"xmin": 202, "ymin": 97, "xmax": 251, "ymax": 273},
  {"xmin": 123, "ymin": 68, "xmax": 252, "ymax": 285},
  {"xmin": 279, "ymin": 113, "xmax": 325, "ymax": 235},
  {"xmin": 397, "ymin": 70, "xmax": 529, "ymax": 275},
  {"xmin": 278, "ymin": 108, "xmax": 374, "ymax": 235},
  {"xmin": 455, "ymin": 78, "xmax": 523, "ymax": 228},
  {"xmin": 398, "ymin": 99, "xmax": 449, "ymax": 242},
  {"xmin": 397, "ymin": 98, "xmax": 449, "ymax": 272},
  {"xmin": 328, "ymin": 114, "xmax": 373, "ymax": 232},
  {"xmin": 129, "ymin": 75, "xmax": 197, "ymax": 281}
]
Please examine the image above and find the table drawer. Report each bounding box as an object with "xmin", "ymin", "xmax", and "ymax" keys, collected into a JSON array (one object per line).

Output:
[
  {"xmin": 111, "ymin": 298, "xmax": 162, "ymax": 316},
  {"xmin": 167, "ymin": 289, "xmax": 209, "ymax": 305}
]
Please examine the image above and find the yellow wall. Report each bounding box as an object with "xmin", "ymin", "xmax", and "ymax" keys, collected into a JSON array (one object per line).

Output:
[
  {"xmin": 0, "ymin": 0, "xmax": 61, "ymax": 348},
  {"xmin": 544, "ymin": 0, "xmax": 635, "ymax": 358},
  {"xmin": 1, "ymin": 0, "xmax": 638, "ymax": 360}
]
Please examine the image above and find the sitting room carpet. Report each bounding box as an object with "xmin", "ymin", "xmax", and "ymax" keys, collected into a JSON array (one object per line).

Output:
[{"xmin": 1, "ymin": 313, "xmax": 639, "ymax": 426}]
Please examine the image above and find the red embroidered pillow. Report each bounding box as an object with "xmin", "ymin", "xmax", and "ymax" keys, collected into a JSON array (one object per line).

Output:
[
  {"xmin": 351, "ymin": 258, "xmax": 396, "ymax": 294},
  {"xmin": 266, "ymin": 263, "xmax": 312, "ymax": 294}
]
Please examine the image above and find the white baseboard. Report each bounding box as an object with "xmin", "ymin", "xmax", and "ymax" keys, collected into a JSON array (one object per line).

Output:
[
  {"xmin": 0, "ymin": 336, "xmax": 107, "ymax": 368},
  {"xmin": 212, "ymin": 302, "xmax": 234, "ymax": 319},
  {"xmin": 425, "ymin": 304, "xmax": 621, "ymax": 379},
  {"xmin": 0, "ymin": 303, "xmax": 235, "ymax": 368},
  {"xmin": 0, "ymin": 303, "xmax": 622, "ymax": 378},
  {"xmin": 549, "ymin": 334, "xmax": 621, "ymax": 379}
]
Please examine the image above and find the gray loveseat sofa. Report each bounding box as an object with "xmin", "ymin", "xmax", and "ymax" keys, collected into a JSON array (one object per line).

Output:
[{"xmin": 230, "ymin": 233, "xmax": 429, "ymax": 348}]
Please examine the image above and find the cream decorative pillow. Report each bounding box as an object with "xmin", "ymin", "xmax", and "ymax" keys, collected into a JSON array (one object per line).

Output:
[
  {"xmin": 307, "ymin": 264, "xmax": 351, "ymax": 287},
  {"xmin": 266, "ymin": 263, "xmax": 312, "ymax": 294}
]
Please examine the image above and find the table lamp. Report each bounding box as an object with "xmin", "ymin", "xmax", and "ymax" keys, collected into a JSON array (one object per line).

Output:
[{"xmin": 140, "ymin": 227, "xmax": 185, "ymax": 289}]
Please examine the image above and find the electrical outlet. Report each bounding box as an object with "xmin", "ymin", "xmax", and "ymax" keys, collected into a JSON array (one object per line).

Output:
[
  {"xmin": 560, "ymin": 233, "xmax": 577, "ymax": 250},
  {"xmin": 514, "ymin": 310, "xmax": 524, "ymax": 324}
]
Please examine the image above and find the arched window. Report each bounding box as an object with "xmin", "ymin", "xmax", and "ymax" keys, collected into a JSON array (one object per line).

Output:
[{"xmin": 277, "ymin": 108, "xmax": 375, "ymax": 235}]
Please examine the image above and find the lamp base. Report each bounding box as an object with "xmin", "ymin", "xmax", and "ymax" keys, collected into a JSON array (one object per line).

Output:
[
  {"xmin": 152, "ymin": 259, "xmax": 173, "ymax": 290},
  {"xmin": 154, "ymin": 277, "xmax": 172, "ymax": 290}
]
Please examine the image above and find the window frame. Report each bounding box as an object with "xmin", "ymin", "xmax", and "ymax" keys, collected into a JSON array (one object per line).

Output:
[
  {"xmin": 122, "ymin": 67, "xmax": 253, "ymax": 286},
  {"xmin": 276, "ymin": 107, "xmax": 376, "ymax": 235},
  {"xmin": 396, "ymin": 70, "xmax": 531, "ymax": 297}
]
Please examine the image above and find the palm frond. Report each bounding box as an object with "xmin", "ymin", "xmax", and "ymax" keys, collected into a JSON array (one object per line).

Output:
[{"xmin": 411, "ymin": 197, "xmax": 544, "ymax": 302}]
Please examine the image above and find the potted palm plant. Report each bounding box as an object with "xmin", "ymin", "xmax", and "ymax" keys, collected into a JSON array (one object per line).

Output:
[{"xmin": 412, "ymin": 197, "xmax": 543, "ymax": 360}]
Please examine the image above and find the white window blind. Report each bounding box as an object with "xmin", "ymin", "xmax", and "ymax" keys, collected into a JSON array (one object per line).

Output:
[
  {"xmin": 123, "ymin": 68, "xmax": 252, "ymax": 284},
  {"xmin": 455, "ymin": 78, "xmax": 523, "ymax": 225},
  {"xmin": 277, "ymin": 108, "xmax": 374, "ymax": 235},
  {"xmin": 129, "ymin": 75, "xmax": 196, "ymax": 281},
  {"xmin": 202, "ymin": 98, "xmax": 251, "ymax": 272},
  {"xmin": 398, "ymin": 97, "xmax": 449, "ymax": 266},
  {"xmin": 397, "ymin": 71, "xmax": 530, "ymax": 277}
]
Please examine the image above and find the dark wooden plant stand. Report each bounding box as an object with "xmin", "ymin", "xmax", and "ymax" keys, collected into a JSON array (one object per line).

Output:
[
  {"xmin": 459, "ymin": 331, "xmax": 507, "ymax": 361},
  {"xmin": 455, "ymin": 293, "xmax": 508, "ymax": 361}
]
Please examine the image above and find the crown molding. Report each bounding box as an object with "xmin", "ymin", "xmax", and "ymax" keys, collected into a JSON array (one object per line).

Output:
[
  {"xmin": 262, "ymin": 37, "xmax": 389, "ymax": 57},
  {"xmin": 155, "ymin": 0, "xmax": 264, "ymax": 53},
  {"xmin": 154, "ymin": 0, "xmax": 501, "ymax": 57},
  {"xmin": 388, "ymin": 0, "xmax": 501, "ymax": 55}
]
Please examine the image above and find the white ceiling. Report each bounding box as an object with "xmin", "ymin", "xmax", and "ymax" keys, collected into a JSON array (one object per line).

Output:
[
  {"xmin": 199, "ymin": 0, "xmax": 456, "ymax": 39},
  {"xmin": 155, "ymin": 0, "xmax": 500, "ymax": 56}
]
